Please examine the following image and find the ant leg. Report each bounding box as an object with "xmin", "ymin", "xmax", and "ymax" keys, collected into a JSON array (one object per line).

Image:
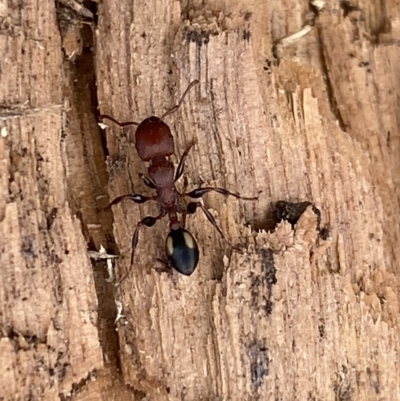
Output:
[
  {"xmin": 186, "ymin": 202, "xmax": 225, "ymax": 239},
  {"xmin": 99, "ymin": 114, "xmax": 139, "ymax": 128},
  {"xmin": 175, "ymin": 142, "xmax": 196, "ymax": 182},
  {"xmin": 182, "ymin": 187, "xmax": 258, "ymax": 201},
  {"xmin": 116, "ymin": 213, "xmax": 164, "ymax": 285},
  {"xmin": 139, "ymin": 174, "xmax": 157, "ymax": 190},
  {"xmin": 160, "ymin": 80, "xmax": 199, "ymax": 120},
  {"xmin": 104, "ymin": 193, "xmax": 157, "ymax": 211}
]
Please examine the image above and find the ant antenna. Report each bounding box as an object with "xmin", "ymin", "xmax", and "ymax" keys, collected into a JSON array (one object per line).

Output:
[
  {"xmin": 99, "ymin": 114, "xmax": 139, "ymax": 128},
  {"xmin": 160, "ymin": 80, "xmax": 199, "ymax": 120}
]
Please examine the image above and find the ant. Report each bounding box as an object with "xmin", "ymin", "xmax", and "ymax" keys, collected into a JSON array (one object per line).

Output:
[{"xmin": 100, "ymin": 80, "xmax": 257, "ymax": 280}]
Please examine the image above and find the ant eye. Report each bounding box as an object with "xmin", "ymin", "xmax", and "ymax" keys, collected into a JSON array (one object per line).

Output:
[{"xmin": 166, "ymin": 229, "xmax": 199, "ymax": 276}]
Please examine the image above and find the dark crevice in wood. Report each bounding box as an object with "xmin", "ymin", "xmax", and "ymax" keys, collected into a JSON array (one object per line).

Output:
[
  {"xmin": 315, "ymin": 23, "xmax": 347, "ymax": 133},
  {"xmin": 59, "ymin": 5, "xmax": 123, "ymax": 378}
]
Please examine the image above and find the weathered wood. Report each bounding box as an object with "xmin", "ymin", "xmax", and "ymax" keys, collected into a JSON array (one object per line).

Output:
[
  {"xmin": 1, "ymin": 0, "xmax": 399, "ymax": 400},
  {"xmin": 0, "ymin": 1, "xmax": 104, "ymax": 400},
  {"xmin": 95, "ymin": 0, "xmax": 400, "ymax": 400}
]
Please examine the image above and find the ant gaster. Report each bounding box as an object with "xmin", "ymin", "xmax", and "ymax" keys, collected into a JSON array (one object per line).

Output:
[{"xmin": 100, "ymin": 80, "xmax": 257, "ymax": 280}]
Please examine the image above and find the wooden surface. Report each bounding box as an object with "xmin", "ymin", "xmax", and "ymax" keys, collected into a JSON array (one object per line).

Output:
[{"xmin": 1, "ymin": 0, "xmax": 399, "ymax": 400}]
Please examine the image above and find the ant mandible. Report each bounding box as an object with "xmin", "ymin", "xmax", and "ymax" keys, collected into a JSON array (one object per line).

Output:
[{"xmin": 100, "ymin": 80, "xmax": 257, "ymax": 280}]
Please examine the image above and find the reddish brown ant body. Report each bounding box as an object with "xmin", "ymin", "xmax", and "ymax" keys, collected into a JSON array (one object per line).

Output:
[{"xmin": 100, "ymin": 80, "xmax": 257, "ymax": 279}]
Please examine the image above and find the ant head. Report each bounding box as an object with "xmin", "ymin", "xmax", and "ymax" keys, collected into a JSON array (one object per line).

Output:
[{"xmin": 135, "ymin": 117, "xmax": 174, "ymax": 161}]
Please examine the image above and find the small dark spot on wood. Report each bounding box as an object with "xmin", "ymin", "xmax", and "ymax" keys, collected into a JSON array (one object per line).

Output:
[
  {"xmin": 46, "ymin": 207, "xmax": 58, "ymax": 229},
  {"xmin": 22, "ymin": 236, "xmax": 34, "ymax": 258},
  {"xmin": 366, "ymin": 366, "xmax": 380, "ymax": 394},
  {"xmin": 243, "ymin": 30, "xmax": 251, "ymax": 41},
  {"xmin": 318, "ymin": 318, "xmax": 325, "ymax": 338},
  {"xmin": 340, "ymin": 1, "xmax": 359, "ymax": 18},
  {"xmin": 261, "ymin": 249, "xmax": 277, "ymax": 287},
  {"xmin": 248, "ymin": 342, "xmax": 270, "ymax": 389},
  {"xmin": 319, "ymin": 227, "xmax": 330, "ymax": 240},
  {"xmin": 251, "ymin": 249, "xmax": 276, "ymax": 315},
  {"xmin": 133, "ymin": 389, "xmax": 147, "ymax": 399},
  {"xmin": 263, "ymin": 58, "xmax": 274, "ymax": 74},
  {"xmin": 264, "ymin": 300, "xmax": 273, "ymax": 315},
  {"xmin": 183, "ymin": 29, "xmax": 210, "ymax": 46},
  {"xmin": 332, "ymin": 365, "xmax": 353, "ymax": 401},
  {"xmin": 244, "ymin": 11, "xmax": 252, "ymax": 21},
  {"xmin": 58, "ymin": 363, "xmax": 70, "ymax": 385}
]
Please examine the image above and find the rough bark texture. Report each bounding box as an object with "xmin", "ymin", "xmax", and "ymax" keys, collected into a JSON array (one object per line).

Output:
[{"xmin": 1, "ymin": 0, "xmax": 399, "ymax": 400}]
